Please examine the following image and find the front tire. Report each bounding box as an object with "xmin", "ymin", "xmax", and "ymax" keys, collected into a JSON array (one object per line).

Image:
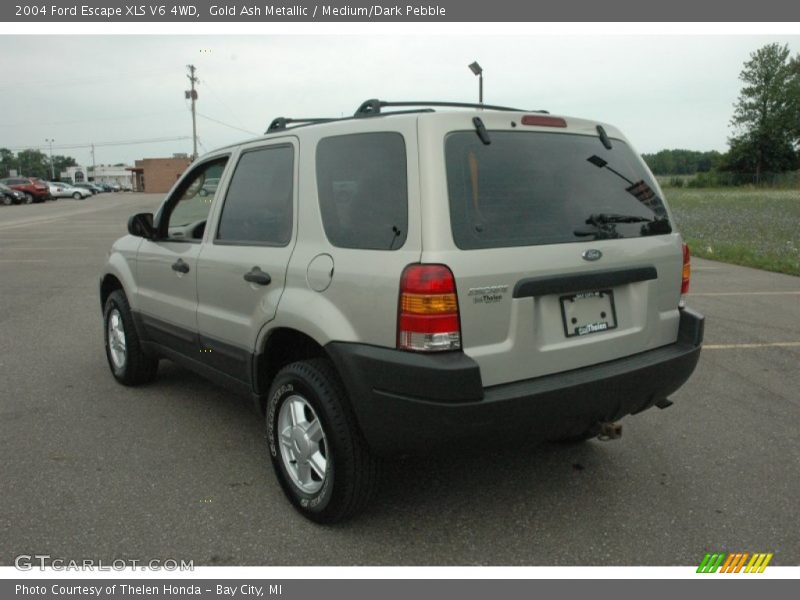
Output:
[
  {"xmin": 73, "ymin": 192, "xmax": 81, "ymax": 199},
  {"xmin": 266, "ymin": 359, "xmax": 380, "ymax": 524},
  {"xmin": 103, "ymin": 290, "xmax": 158, "ymax": 386},
  {"xmin": 24, "ymin": 193, "xmax": 33, "ymax": 204}
]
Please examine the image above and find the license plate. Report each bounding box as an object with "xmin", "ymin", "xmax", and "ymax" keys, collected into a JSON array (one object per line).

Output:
[{"xmin": 560, "ymin": 290, "xmax": 617, "ymax": 337}]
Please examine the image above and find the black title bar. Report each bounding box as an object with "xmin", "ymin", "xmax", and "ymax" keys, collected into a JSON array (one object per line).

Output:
[{"xmin": 3, "ymin": 0, "xmax": 800, "ymax": 22}]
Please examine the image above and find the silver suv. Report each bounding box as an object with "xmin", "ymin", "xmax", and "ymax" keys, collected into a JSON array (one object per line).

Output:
[{"xmin": 100, "ymin": 100, "xmax": 704, "ymax": 523}]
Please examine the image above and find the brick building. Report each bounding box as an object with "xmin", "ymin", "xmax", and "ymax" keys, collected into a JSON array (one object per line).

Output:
[{"xmin": 129, "ymin": 156, "xmax": 192, "ymax": 193}]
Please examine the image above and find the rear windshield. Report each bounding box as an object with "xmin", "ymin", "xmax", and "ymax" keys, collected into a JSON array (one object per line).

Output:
[{"xmin": 445, "ymin": 131, "xmax": 670, "ymax": 250}]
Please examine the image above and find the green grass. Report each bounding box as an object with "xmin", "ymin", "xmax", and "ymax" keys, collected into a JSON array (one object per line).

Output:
[{"xmin": 665, "ymin": 188, "xmax": 800, "ymax": 277}]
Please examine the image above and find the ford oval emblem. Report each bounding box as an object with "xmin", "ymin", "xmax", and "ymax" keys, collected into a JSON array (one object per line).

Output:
[{"xmin": 582, "ymin": 249, "xmax": 602, "ymax": 261}]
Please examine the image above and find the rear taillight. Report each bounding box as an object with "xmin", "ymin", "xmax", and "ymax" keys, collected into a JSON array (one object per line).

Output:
[
  {"xmin": 680, "ymin": 242, "xmax": 691, "ymax": 307},
  {"xmin": 398, "ymin": 264, "xmax": 461, "ymax": 352}
]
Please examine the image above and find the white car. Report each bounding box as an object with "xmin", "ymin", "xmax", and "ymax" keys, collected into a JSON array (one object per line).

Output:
[{"xmin": 48, "ymin": 182, "xmax": 92, "ymax": 199}]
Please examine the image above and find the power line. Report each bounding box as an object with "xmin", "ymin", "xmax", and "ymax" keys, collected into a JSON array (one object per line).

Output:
[
  {"xmin": 196, "ymin": 112, "xmax": 260, "ymax": 136},
  {"xmin": 202, "ymin": 78, "xmax": 249, "ymax": 132},
  {"xmin": 0, "ymin": 110, "xmax": 186, "ymax": 129},
  {"xmin": 4, "ymin": 136, "xmax": 191, "ymax": 152}
]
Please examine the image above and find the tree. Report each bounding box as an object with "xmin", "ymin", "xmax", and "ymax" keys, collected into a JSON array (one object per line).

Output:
[
  {"xmin": 0, "ymin": 148, "xmax": 14, "ymax": 177},
  {"xmin": 641, "ymin": 149, "xmax": 723, "ymax": 175},
  {"xmin": 52, "ymin": 155, "xmax": 78, "ymax": 179},
  {"xmin": 727, "ymin": 43, "xmax": 799, "ymax": 178},
  {"xmin": 16, "ymin": 149, "xmax": 50, "ymax": 179}
]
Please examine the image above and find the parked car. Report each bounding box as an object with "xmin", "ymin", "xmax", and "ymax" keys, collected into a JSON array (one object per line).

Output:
[
  {"xmin": 198, "ymin": 177, "xmax": 219, "ymax": 197},
  {"xmin": 72, "ymin": 182, "xmax": 102, "ymax": 195},
  {"xmin": 48, "ymin": 182, "xmax": 92, "ymax": 199},
  {"xmin": 0, "ymin": 177, "xmax": 50, "ymax": 203},
  {"xmin": 0, "ymin": 182, "xmax": 26, "ymax": 205},
  {"xmin": 100, "ymin": 99, "xmax": 703, "ymax": 523}
]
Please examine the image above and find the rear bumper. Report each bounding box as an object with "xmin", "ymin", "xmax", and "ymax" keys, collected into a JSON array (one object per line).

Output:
[{"xmin": 326, "ymin": 308, "xmax": 704, "ymax": 456}]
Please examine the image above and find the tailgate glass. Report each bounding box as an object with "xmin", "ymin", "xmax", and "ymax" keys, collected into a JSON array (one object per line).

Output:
[{"xmin": 445, "ymin": 131, "xmax": 670, "ymax": 250}]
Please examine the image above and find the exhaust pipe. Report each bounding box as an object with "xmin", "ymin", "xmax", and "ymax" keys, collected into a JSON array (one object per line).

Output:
[{"xmin": 597, "ymin": 421, "xmax": 622, "ymax": 441}]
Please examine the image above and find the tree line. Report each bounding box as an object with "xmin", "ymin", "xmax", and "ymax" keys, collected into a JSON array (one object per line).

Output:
[
  {"xmin": 644, "ymin": 43, "xmax": 800, "ymax": 184},
  {"xmin": 0, "ymin": 148, "xmax": 78, "ymax": 181}
]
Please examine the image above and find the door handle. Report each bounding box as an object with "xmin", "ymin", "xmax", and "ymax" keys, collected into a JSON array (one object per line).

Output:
[
  {"xmin": 243, "ymin": 266, "xmax": 271, "ymax": 286},
  {"xmin": 171, "ymin": 259, "xmax": 190, "ymax": 274}
]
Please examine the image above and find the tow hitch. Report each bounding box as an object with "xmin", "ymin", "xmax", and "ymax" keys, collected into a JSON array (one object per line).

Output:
[{"xmin": 597, "ymin": 421, "xmax": 622, "ymax": 441}]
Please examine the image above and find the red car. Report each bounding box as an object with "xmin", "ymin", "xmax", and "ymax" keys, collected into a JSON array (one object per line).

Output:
[{"xmin": 0, "ymin": 177, "xmax": 51, "ymax": 203}]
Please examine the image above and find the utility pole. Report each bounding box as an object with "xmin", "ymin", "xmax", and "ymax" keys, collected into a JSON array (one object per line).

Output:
[
  {"xmin": 186, "ymin": 65, "xmax": 199, "ymax": 160},
  {"xmin": 90, "ymin": 143, "xmax": 96, "ymax": 182},
  {"xmin": 45, "ymin": 138, "xmax": 55, "ymax": 180}
]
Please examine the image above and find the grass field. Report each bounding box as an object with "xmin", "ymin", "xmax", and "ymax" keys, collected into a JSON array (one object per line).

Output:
[{"xmin": 666, "ymin": 187, "xmax": 800, "ymax": 277}]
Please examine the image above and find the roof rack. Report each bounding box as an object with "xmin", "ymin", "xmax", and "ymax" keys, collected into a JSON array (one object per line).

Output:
[
  {"xmin": 354, "ymin": 99, "xmax": 547, "ymax": 117},
  {"xmin": 266, "ymin": 117, "xmax": 335, "ymax": 133},
  {"xmin": 264, "ymin": 99, "xmax": 550, "ymax": 135}
]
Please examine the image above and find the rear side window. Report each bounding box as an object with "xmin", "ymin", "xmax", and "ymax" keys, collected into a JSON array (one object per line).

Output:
[
  {"xmin": 445, "ymin": 131, "xmax": 670, "ymax": 250},
  {"xmin": 316, "ymin": 132, "xmax": 408, "ymax": 250},
  {"xmin": 217, "ymin": 145, "xmax": 294, "ymax": 246}
]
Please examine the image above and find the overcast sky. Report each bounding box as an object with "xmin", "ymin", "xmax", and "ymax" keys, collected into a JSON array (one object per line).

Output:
[{"xmin": 0, "ymin": 35, "xmax": 798, "ymax": 166}]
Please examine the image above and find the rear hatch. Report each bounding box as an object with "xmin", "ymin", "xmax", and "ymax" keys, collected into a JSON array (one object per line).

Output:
[{"xmin": 417, "ymin": 112, "xmax": 684, "ymax": 387}]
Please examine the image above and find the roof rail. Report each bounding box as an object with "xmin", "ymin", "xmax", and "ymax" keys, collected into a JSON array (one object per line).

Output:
[
  {"xmin": 355, "ymin": 99, "xmax": 547, "ymax": 117},
  {"xmin": 266, "ymin": 117, "xmax": 336, "ymax": 133}
]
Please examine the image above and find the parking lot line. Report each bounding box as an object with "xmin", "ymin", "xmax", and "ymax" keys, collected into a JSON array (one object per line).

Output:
[{"xmin": 704, "ymin": 342, "xmax": 800, "ymax": 349}]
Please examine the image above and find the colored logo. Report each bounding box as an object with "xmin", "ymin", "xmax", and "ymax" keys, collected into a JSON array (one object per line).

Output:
[{"xmin": 697, "ymin": 552, "xmax": 773, "ymax": 573}]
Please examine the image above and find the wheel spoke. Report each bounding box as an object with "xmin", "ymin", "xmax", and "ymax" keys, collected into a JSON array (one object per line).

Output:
[
  {"xmin": 305, "ymin": 419, "xmax": 323, "ymax": 443},
  {"xmin": 280, "ymin": 429, "xmax": 294, "ymax": 451},
  {"xmin": 289, "ymin": 400, "xmax": 306, "ymax": 427},
  {"xmin": 296, "ymin": 461, "xmax": 311, "ymax": 484},
  {"xmin": 308, "ymin": 451, "xmax": 327, "ymax": 479}
]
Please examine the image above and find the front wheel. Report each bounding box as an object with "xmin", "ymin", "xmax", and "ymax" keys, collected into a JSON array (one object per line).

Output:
[
  {"xmin": 103, "ymin": 290, "xmax": 158, "ymax": 386},
  {"xmin": 266, "ymin": 359, "xmax": 380, "ymax": 524},
  {"xmin": 24, "ymin": 193, "xmax": 33, "ymax": 204},
  {"xmin": 73, "ymin": 192, "xmax": 82, "ymax": 199}
]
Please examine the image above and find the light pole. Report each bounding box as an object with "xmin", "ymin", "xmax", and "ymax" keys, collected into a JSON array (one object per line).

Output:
[
  {"xmin": 468, "ymin": 61, "xmax": 483, "ymax": 104},
  {"xmin": 45, "ymin": 138, "xmax": 55, "ymax": 180}
]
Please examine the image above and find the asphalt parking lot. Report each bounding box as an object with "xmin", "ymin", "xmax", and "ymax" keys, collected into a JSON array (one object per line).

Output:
[{"xmin": 0, "ymin": 193, "xmax": 798, "ymax": 566}]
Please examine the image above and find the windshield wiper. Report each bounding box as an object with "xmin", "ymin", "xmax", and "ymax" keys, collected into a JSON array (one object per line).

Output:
[
  {"xmin": 574, "ymin": 213, "xmax": 672, "ymax": 239},
  {"xmin": 586, "ymin": 212, "xmax": 652, "ymax": 225}
]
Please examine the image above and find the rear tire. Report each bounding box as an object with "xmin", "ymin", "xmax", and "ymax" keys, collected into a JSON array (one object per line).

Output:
[
  {"xmin": 73, "ymin": 192, "xmax": 81, "ymax": 199},
  {"xmin": 2, "ymin": 196, "xmax": 10, "ymax": 206},
  {"xmin": 266, "ymin": 358, "xmax": 380, "ymax": 524},
  {"xmin": 103, "ymin": 290, "xmax": 158, "ymax": 386},
  {"xmin": 24, "ymin": 193, "xmax": 33, "ymax": 204}
]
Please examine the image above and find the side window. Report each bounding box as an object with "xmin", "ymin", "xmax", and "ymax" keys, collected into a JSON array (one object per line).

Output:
[
  {"xmin": 162, "ymin": 158, "xmax": 228, "ymax": 241},
  {"xmin": 216, "ymin": 145, "xmax": 294, "ymax": 246},
  {"xmin": 316, "ymin": 132, "xmax": 408, "ymax": 250}
]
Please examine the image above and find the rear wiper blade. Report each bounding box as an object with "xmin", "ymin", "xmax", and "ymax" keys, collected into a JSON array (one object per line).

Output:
[
  {"xmin": 586, "ymin": 212, "xmax": 653, "ymax": 225},
  {"xmin": 576, "ymin": 212, "xmax": 672, "ymax": 238}
]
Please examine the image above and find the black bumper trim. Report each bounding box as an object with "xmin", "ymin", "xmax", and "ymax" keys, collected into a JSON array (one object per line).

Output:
[{"xmin": 326, "ymin": 308, "xmax": 704, "ymax": 457}]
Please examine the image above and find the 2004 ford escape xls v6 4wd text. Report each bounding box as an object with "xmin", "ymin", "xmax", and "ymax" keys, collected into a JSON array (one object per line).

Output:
[{"xmin": 100, "ymin": 99, "xmax": 704, "ymax": 523}]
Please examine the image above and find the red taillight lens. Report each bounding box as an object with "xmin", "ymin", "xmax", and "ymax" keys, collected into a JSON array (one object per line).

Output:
[
  {"xmin": 521, "ymin": 115, "xmax": 567, "ymax": 128},
  {"xmin": 398, "ymin": 264, "xmax": 461, "ymax": 352},
  {"xmin": 680, "ymin": 243, "xmax": 691, "ymax": 307}
]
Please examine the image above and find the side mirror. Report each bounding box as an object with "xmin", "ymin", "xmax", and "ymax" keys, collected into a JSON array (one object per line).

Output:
[{"xmin": 127, "ymin": 212, "xmax": 156, "ymax": 239}]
